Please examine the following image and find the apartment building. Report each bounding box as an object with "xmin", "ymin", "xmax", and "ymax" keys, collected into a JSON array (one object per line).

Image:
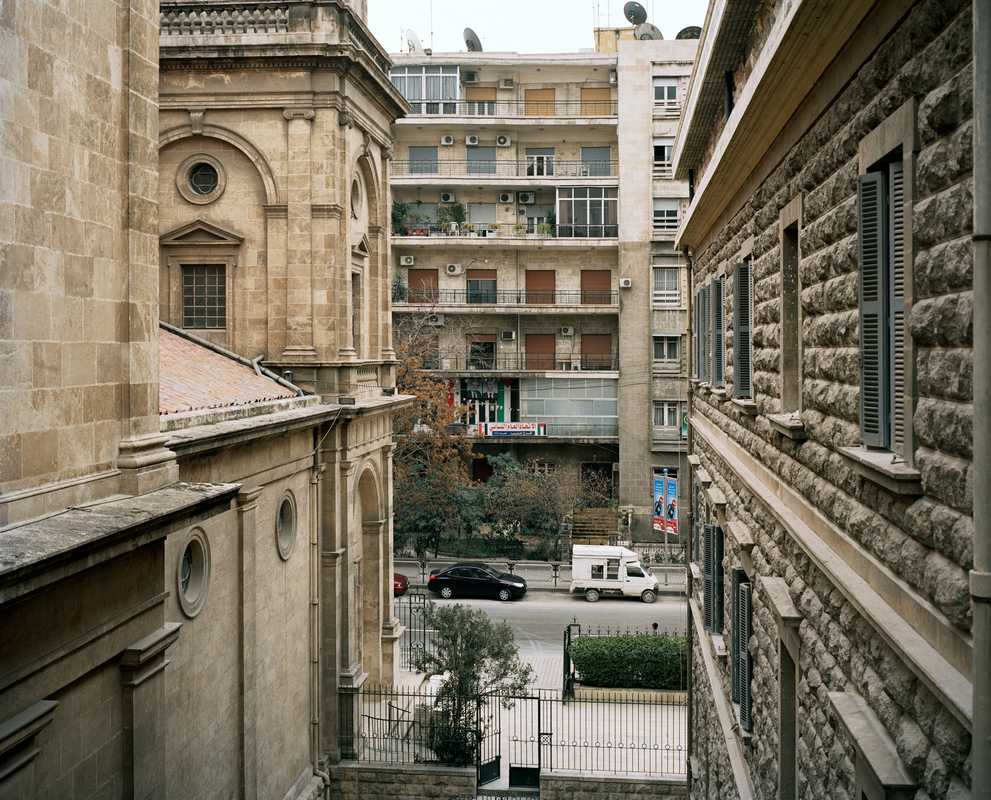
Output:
[
  {"xmin": 388, "ymin": 33, "xmax": 697, "ymax": 536},
  {"xmin": 676, "ymin": 1, "xmax": 985, "ymax": 799}
]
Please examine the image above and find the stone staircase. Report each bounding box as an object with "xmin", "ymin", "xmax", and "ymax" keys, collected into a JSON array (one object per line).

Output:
[{"xmin": 570, "ymin": 507, "xmax": 619, "ymax": 545}]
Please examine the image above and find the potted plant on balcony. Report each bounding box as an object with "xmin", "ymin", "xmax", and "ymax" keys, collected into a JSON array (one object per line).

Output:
[
  {"xmin": 437, "ymin": 202, "xmax": 466, "ymax": 236},
  {"xmin": 513, "ymin": 223, "xmax": 525, "ymax": 237},
  {"xmin": 392, "ymin": 200, "xmax": 411, "ymax": 235}
]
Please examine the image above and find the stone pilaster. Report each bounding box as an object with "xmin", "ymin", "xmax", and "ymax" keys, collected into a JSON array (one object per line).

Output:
[
  {"xmin": 282, "ymin": 108, "xmax": 317, "ymax": 359},
  {"xmin": 236, "ymin": 486, "xmax": 262, "ymax": 800},
  {"xmin": 119, "ymin": 623, "xmax": 181, "ymax": 800}
]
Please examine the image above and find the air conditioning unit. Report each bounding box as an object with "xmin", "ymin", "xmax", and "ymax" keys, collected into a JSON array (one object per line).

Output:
[
  {"xmin": 609, "ymin": 70, "xmax": 618, "ymax": 85},
  {"xmin": 500, "ymin": 330, "xmax": 516, "ymax": 341},
  {"xmin": 399, "ymin": 255, "xmax": 416, "ymax": 266},
  {"xmin": 619, "ymin": 277, "xmax": 633, "ymax": 289},
  {"xmin": 446, "ymin": 263, "xmax": 463, "ymax": 276},
  {"xmin": 465, "ymin": 134, "xmax": 480, "ymax": 147},
  {"xmin": 518, "ymin": 191, "xmax": 536, "ymax": 204},
  {"xmin": 496, "ymin": 134, "xmax": 512, "ymax": 148},
  {"xmin": 559, "ymin": 326, "xmax": 574, "ymax": 337},
  {"xmin": 462, "ymin": 70, "xmax": 480, "ymax": 84},
  {"xmin": 427, "ymin": 314, "xmax": 446, "ymax": 327},
  {"xmin": 440, "ymin": 191, "xmax": 456, "ymax": 203},
  {"xmin": 499, "ymin": 78, "xmax": 515, "ymax": 89},
  {"xmin": 498, "ymin": 192, "xmax": 514, "ymax": 204},
  {"xmin": 440, "ymin": 134, "xmax": 455, "ymax": 146}
]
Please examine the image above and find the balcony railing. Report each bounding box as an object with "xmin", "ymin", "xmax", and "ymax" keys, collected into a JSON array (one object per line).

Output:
[
  {"xmin": 393, "ymin": 287, "xmax": 617, "ymax": 306},
  {"xmin": 394, "ymin": 223, "xmax": 618, "ymax": 239},
  {"xmin": 421, "ymin": 354, "xmax": 619, "ymax": 372},
  {"xmin": 652, "ymin": 163, "xmax": 674, "ymax": 180},
  {"xmin": 402, "ymin": 100, "xmax": 618, "ymax": 118},
  {"xmin": 392, "ymin": 160, "xmax": 618, "ymax": 178},
  {"xmin": 653, "ymin": 100, "xmax": 682, "ymax": 117}
]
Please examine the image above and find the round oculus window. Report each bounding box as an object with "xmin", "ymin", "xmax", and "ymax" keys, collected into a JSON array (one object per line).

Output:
[
  {"xmin": 177, "ymin": 530, "xmax": 210, "ymax": 618},
  {"xmin": 276, "ymin": 494, "xmax": 297, "ymax": 561},
  {"xmin": 189, "ymin": 161, "xmax": 219, "ymax": 195}
]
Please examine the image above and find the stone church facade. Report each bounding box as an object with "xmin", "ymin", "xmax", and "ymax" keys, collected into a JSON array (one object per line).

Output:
[
  {"xmin": 0, "ymin": 2, "xmax": 407, "ymax": 799},
  {"xmin": 675, "ymin": 1, "xmax": 982, "ymax": 799}
]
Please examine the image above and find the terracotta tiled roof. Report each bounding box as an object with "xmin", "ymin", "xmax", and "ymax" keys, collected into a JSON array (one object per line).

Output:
[{"xmin": 159, "ymin": 327, "xmax": 297, "ymax": 415}]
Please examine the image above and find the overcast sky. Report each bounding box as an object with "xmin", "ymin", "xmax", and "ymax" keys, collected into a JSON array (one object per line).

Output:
[{"xmin": 367, "ymin": 0, "xmax": 709, "ymax": 54}]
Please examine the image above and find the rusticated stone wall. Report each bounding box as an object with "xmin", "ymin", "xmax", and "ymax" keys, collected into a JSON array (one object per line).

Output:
[
  {"xmin": 328, "ymin": 762, "xmax": 476, "ymax": 800},
  {"xmin": 540, "ymin": 770, "xmax": 688, "ymax": 799},
  {"xmin": 688, "ymin": 1, "xmax": 974, "ymax": 799}
]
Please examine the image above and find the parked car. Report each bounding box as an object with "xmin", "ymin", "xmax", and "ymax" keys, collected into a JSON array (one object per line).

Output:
[
  {"xmin": 570, "ymin": 544, "xmax": 659, "ymax": 603},
  {"xmin": 427, "ymin": 563, "xmax": 527, "ymax": 601},
  {"xmin": 393, "ymin": 573, "xmax": 409, "ymax": 597}
]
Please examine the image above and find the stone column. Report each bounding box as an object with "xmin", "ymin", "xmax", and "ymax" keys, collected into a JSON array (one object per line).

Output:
[
  {"xmin": 379, "ymin": 444, "xmax": 402, "ymax": 685},
  {"xmin": 361, "ymin": 519, "xmax": 386, "ymax": 685},
  {"xmin": 235, "ymin": 487, "xmax": 262, "ymax": 800},
  {"xmin": 119, "ymin": 623, "xmax": 181, "ymax": 800},
  {"xmin": 380, "ymin": 145, "xmax": 396, "ymax": 362},
  {"xmin": 282, "ymin": 108, "xmax": 317, "ymax": 359}
]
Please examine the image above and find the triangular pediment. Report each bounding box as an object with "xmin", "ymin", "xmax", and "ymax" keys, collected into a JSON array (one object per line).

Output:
[
  {"xmin": 160, "ymin": 218, "xmax": 244, "ymax": 246},
  {"xmin": 351, "ymin": 233, "xmax": 371, "ymax": 258}
]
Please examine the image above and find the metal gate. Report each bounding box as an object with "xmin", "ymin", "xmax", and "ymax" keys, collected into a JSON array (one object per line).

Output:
[
  {"xmin": 476, "ymin": 693, "xmax": 502, "ymax": 785},
  {"xmin": 507, "ymin": 692, "xmax": 553, "ymax": 788},
  {"xmin": 562, "ymin": 621, "xmax": 581, "ymax": 699},
  {"xmin": 395, "ymin": 590, "xmax": 430, "ymax": 671}
]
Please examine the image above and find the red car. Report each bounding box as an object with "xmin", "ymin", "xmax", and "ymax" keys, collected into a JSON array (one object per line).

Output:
[{"xmin": 393, "ymin": 573, "xmax": 409, "ymax": 597}]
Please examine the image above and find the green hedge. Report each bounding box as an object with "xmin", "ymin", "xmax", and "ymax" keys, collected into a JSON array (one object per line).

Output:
[{"xmin": 569, "ymin": 634, "xmax": 687, "ymax": 690}]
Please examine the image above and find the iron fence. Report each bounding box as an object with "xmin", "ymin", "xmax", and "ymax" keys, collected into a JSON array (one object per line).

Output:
[
  {"xmin": 394, "ymin": 222, "xmax": 619, "ymax": 239},
  {"xmin": 402, "ymin": 100, "xmax": 618, "ymax": 118},
  {"xmin": 394, "ymin": 591, "xmax": 435, "ymax": 672},
  {"xmin": 393, "ymin": 287, "xmax": 618, "ymax": 306},
  {"xmin": 392, "ymin": 159, "xmax": 619, "ymax": 178},
  {"xmin": 339, "ymin": 683, "xmax": 686, "ymax": 782}
]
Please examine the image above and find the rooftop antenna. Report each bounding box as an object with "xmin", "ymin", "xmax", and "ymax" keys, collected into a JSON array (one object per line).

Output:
[
  {"xmin": 623, "ymin": 1, "xmax": 648, "ymax": 25},
  {"xmin": 406, "ymin": 29, "xmax": 426, "ymax": 54},
  {"xmin": 635, "ymin": 22, "xmax": 663, "ymax": 39},
  {"xmin": 464, "ymin": 27, "xmax": 483, "ymax": 52}
]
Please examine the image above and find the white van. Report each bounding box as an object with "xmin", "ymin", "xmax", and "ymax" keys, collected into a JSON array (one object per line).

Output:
[{"xmin": 570, "ymin": 545, "xmax": 659, "ymax": 603}]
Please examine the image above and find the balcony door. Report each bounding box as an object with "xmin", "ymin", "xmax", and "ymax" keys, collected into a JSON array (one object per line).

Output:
[
  {"xmin": 525, "ymin": 270, "xmax": 555, "ymax": 305},
  {"xmin": 580, "ymin": 270, "xmax": 611, "ymax": 304},
  {"xmin": 407, "ymin": 269, "xmax": 438, "ymax": 304},
  {"xmin": 467, "ymin": 268, "xmax": 497, "ymax": 304},
  {"xmin": 526, "ymin": 334, "xmax": 556, "ymax": 371},
  {"xmin": 581, "ymin": 146, "xmax": 611, "ymax": 177},
  {"xmin": 581, "ymin": 333, "xmax": 612, "ymax": 370},
  {"xmin": 467, "ymin": 145, "xmax": 497, "ymax": 176},
  {"xmin": 580, "ymin": 87, "xmax": 611, "ymax": 116},
  {"xmin": 467, "ymin": 334, "xmax": 497, "ymax": 370},
  {"xmin": 525, "ymin": 88, "xmax": 555, "ymax": 117}
]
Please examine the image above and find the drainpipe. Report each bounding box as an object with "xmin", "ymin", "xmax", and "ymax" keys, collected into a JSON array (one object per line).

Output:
[
  {"xmin": 683, "ymin": 245, "xmax": 695, "ymax": 788},
  {"xmin": 971, "ymin": 0, "xmax": 991, "ymax": 794}
]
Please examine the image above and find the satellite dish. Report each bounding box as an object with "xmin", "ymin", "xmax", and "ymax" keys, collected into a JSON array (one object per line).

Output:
[
  {"xmin": 623, "ymin": 1, "xmax": 648, "ymax": 25},
  {"xmin": 635, "ymin": 22, "xmax": 663, "ymax": 40},
  {"xmin": 464, "ymin": 28, "xmax": 483, "ymax": 52},
  {"xmin": 676, "ymin": 26, "xmax": 702, "ymax": 40},
  {"xmin": 405, "ymin": 29, "xmax": 425, "ymax": 54}
]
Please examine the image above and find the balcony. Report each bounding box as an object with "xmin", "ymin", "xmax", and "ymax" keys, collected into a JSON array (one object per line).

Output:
[
  {"xmin": 420, "ymin": 353, "xmax": 619, "ymax": 373},
  {"xmin": 653, "ymin": 100, "xmax": 682, "ymax": 118},
  {"xmin": 393, "ymin": 222, "xmax": 618, "ymax": 245},
  {"xmin": 652, "ymin": 163, "xmax": 674, "ymax": 180},
  {"xmin": 399, "ymin": 99, "xmax": 618, "ymax": 120},
  {"xmin": 392, "ymin": 159, "xmax": 618, "ymax": 184},
  {"xmin": 393, "ymin": 287, "xmax": 618, "ymax": 313}
]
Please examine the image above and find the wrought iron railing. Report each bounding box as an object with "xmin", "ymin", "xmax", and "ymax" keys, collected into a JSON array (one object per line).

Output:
[
  {"xmin": 394, "ymin": 223, "xmax": 618, "ymax": 239},
  {"xmin": 400, "ymin": 100, "xmax": 618, "ymax": 118},
  {"xmin": 393, "ymin": 288, "xmax": 618, "ymax": 306},
  {"xmin": 392, "ymin": 160, "xmax": 618, "ymax": 178},
  {"xmin": 418, "ymin": 354, "xmax": 619, "ymax": 372}
]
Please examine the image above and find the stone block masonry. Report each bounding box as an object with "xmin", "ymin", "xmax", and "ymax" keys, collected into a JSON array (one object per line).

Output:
[
  {"xmin": 540, "ymin": 770, "xmax": 688, "ymax": 800},
  {"xmin": 328, "ymin": 762, "xmax": 476, "ymax": 800}
]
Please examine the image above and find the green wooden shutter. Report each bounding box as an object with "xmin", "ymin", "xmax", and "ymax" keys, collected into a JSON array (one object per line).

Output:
[
  {"xmin": 702, "ymin": 285, "xmax": 711, "ymax": 382},
  {"xmin": 703, "ymin": 523, "xmax": 714, "ymax": 630},
  {"xmin": 888, "ymin": 162, "xmax": 906, "ymax": 454},
  {"xmin": 733, "ymin": 262, "xmax": 752, "ymax": 398},
  {"xmin": 858, "ymin": 171, "xmax": 889, "ymax": 448},
  {"xmin": 693, "ymin": 289, "xmax": 701, "ymax": 378},
  {"xmin": 692, "ymin": 481, "xmax": 700, "ymax": 563},
  {"xmin": 713, "ymin": 527, "xmax": 725, "ymax": 632},
  {"xmin": 730, "ymin": 568, "xmax": 742, "ymax": 703},
  {"xmin": 713, "ymin": 277, "xmax": 725, "ymax": 386},
  {"xmin": 738, "ymin": 581, "xmax": 753, "ymax": 731}
]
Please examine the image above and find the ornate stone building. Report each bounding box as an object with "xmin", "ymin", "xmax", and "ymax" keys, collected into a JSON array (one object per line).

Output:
[
  {"xmin": 0, "ymin": 1, "xmax": 407, "ymax": 798},
  {"xmin": 676, "ymin": 1, "xmax": 986, "ymax": 799}
]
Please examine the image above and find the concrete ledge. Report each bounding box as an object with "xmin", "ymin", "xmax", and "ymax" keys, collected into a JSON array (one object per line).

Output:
[
  {"xmin": 328, "ymin": 761, "xmax": 475, "ymax": 800},
  {"xmin": 573, "ymin": 687, "xmax": 688, "ymax": 702},
  {"xmin": 766, "ymin": 412, "xmax": 807, "ymax": 441},
  {"xmin": 540, "ymin": 768, "xmax": 687, "ymax": 799},
  {"xmin": 837, "ymin": 446, "xmax": 923, "ymax": 496},
  {"xmin": 829, "ymin": 692, "xmax": 915, "ymax": 795}
]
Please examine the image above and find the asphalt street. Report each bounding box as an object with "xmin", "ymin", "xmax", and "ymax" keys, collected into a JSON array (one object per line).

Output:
[{"xmin": 432, "ymin": 591, "xmax": 687, "ymax": 690}]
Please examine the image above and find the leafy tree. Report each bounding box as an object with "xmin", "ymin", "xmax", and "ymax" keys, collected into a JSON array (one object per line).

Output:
[{"xmin": 413, "ymin": 603, "xmax": 533, "ymax": 763}]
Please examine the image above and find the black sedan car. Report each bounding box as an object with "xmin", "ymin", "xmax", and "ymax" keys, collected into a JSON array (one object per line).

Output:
[{"xmin": 427, "ymin": 563, "xmax": 527, "ymax": 601}]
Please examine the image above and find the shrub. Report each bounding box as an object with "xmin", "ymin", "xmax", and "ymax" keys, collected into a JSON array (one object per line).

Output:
[{"xmin": 569, "ymin": 634, "xmax": 687, "ymax": 690}]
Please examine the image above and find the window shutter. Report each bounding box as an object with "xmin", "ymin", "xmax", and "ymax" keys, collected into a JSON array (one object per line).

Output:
[
  {"xmin": 858, "ymin": 171, "xmax": 889, "ymax": 448},
  {"xmin": 738, "ymin": 581, "xmax": 753, "ymax": 731},
  {"xmin": 701, "ymin": 285, "xmax": 711, "ymax": 382},
  {"xmin": 888, "ymin": 162, "xmax": 906, "ymax": 454},
  {"xmin": 713, "ymin": 277, "xmax": 725, "ymax": 385},
  {"xmin": 732, "ymin": 263, "xmax": 752, "ymax": 397},
  {"xmin": 703, "ymin": 523, "xmax": 714, "ymax": 630},
  {"xmin": 730, "ymin": 568, "xmax": 742, "ymax": 703},
  {"xmin": 692, "ymin": 481, "xmax": 700, "ymax": 563},
  {"xmin": 713, "ymin": 527, "xmax": 725, "ymax": 632}
]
